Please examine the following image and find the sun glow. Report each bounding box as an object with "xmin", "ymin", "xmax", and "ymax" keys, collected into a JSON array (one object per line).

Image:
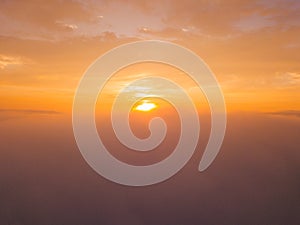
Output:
[{"xmin": 134, "ymin": 101, "xmax": 157, "ymax": 112}]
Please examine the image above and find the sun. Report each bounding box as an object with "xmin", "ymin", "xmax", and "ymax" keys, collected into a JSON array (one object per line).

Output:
[{"xmin": 134, "ymin": 101, "xmax": 157, "ymax": 112}]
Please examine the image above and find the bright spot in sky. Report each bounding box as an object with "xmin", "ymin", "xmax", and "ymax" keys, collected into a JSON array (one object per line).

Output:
[{"xmin": 134, "ymin": 101, "xmax": 157, "ymax": 112}]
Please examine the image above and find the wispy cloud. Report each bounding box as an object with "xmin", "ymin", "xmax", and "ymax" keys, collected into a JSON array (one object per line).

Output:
[
  {"xmin": 55, "ymin": 21, "xmax": 78, "ymax": 32},
  {"xmin": 267, "ymin": 110, "xmax": 300, "ymax": 118},
  {"xmin": 234, "ymin": 13, "xmax": 276, "ymax": 32},
  {"xmin": 0, "ymin": 109, "xmax": 62, "ymax": 122},
  {"xmin": 0, "ymin": 109, "xmax": 62, "ymax": 114},
  {"xmin": 219, "ymin": 72, "xmax": 300, "ymax": 90},
  {"xmin": 0, "ymin": 55, "xmax": 24, "ymax": 69},
  {"xmin": 274, "ymin": 72, "xmax": 300, "ymax": 86}
]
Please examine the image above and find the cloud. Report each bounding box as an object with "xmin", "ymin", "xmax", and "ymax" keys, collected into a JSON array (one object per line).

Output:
[
  {"xmin": 0, "ymin": 109, "xmax": 62, "ymax": 114},
  {"xmin": 0, "ymin": 55, "xmax": 24, "ymax": 69},
  {"xmin": 0, "ymin": 109, "xmax": 62, "ymax": 122},
  {"xmin": 267, "ymin": 110, "xmax": 300, "ymax": 118},
  {"xmin": 0, "ymin": 0, "xmax": 299, "ymax": 41},
  {"xmin": 234, "ymin": 13, "xmax": 276, "ymax": 32},
  {"xmin": 0, "ymin": 0, "xmax": 99, "ymax": 40},
  {"xmin": 55, "ymin": 21, "xmax": 78, "ymax": 32},
  {"xmin": 219, "ymin": 71, "xmax": 300, "ymax": 91},
  {"xmin": 273, "ymin": 72, "xmax": 300, "ymax": 87}
]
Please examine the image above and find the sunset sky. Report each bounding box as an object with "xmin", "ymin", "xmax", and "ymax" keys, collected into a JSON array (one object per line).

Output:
[
  {"xmin": 0, "ymin": 0, "xmax": 299, "ymax": 115},
  {"xmin": 0, "ymin": 1, "xmax": 300, "ymax": 225}
]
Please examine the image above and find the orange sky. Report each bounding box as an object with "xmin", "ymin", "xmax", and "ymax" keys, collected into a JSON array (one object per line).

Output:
[
  {"xmin": 1, "ymin": 2, "xmax": 300, "ymax": 223},
  {"xmin": 0, "ymin": 0, "xmax": 299, "ymax": 114}
]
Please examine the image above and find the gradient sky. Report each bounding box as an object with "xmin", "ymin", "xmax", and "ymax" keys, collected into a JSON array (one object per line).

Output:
[
  {"xmin": 0, "ymin": 0, "xmax": 300, "ymax": 114},
  {"xmin": 1, "ymin": 1, "xmax": 300, "ymax": 224}
]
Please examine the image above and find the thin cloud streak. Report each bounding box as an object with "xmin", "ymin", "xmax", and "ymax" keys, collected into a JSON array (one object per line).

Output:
[
  {"xmin": 266, "ymin": 110, "xmax": 300, "ymax": 118},
  {"xmin": 0, "ymin": 109, "xmax": 62, "ymax": 115}
]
